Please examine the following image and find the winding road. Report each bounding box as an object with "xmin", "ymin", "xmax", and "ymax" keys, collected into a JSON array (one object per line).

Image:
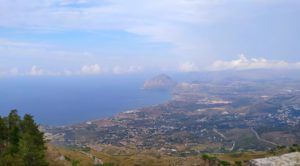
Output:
[{"xmin": 250, "ymin": 128, "xmax": 278, "ymax": 146}]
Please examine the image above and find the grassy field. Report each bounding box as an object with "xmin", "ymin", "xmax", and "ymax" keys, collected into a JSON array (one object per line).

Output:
[
  {"xmin": 46, "ymin": 144, "xmax": 298, "ymax": 166},
  {"xmin": 46, "ymin": 144, "xmax": 205, "ymax": 166}
]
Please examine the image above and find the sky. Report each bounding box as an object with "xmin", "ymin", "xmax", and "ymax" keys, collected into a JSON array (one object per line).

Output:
[{"xmin": 0, "ymin": 0, "xmax": 300, "ymax": 76}]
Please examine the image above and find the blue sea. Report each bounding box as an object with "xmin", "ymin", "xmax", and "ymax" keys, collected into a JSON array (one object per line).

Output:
[{"xmin": 0, "ymin": 75, "xmax": 170, "ymax": 125}]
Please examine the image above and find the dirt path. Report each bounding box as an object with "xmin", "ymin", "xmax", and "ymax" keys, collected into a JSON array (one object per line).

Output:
[
  {"xmin": 250, "ymin": 128, "xmax": 278, "ymax": 146},
  {"xmin": 229, "ymin": 141, "xmax": 236, "ymax": 151},
  {"xmin": 213, "ymin": 128, "xmax": 227, "ymax": 139}
]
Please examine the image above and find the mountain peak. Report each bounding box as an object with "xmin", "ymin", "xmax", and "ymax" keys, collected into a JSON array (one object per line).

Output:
[{"xmin": 142, "ymin": 74, "xmax": 176, "ymax": 90}]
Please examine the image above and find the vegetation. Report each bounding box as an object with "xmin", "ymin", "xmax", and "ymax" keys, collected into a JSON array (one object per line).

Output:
[
  {"xmin": 44, "ymin": 141, "xmax": 300, "ymax": 166},
  {"xmin": 0, "ymin": 110, "xmax": 48, "ymax": 166},
  {"xmin": 202, "ymin": 153, "xmax": 233, "ymax": 166},
  {"xmin": 289, "ymin": 144, "xmax": 300, "ymax": 152}
]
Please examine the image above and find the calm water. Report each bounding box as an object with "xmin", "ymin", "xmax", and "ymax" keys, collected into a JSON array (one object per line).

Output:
[{"xmin": 0, "ymin": 76, "xmax": 170, "ymax": 125}]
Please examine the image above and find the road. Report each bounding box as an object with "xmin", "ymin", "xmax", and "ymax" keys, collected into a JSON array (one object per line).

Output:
[{"xmin": 250, "ymin": 128, "xmax": 278, "ymax": 146}]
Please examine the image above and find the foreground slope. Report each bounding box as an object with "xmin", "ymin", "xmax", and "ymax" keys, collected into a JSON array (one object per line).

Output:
[{"xmin": 46, "ymin": 144, "xmax": 300, "ymax": 165}]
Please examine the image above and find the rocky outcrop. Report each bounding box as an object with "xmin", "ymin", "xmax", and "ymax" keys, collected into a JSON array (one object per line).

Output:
[
  {"xmin": 249, "ymin": 152, "xmax": 300, "ymax": 166},
  {"xmin": 143, "ymin": 74, "xmax": 176, "ymax": 91}
]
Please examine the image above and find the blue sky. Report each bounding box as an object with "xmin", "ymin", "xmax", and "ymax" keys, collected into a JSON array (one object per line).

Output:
[{"xmin": 0, "ymin": 0, "xmax": 299, "ymax": 76}]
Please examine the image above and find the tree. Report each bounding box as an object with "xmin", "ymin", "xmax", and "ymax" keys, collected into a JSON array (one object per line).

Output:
[
  {"xmin": 0, "ymin": 154, "xmax": 24, "ymax": 166},
  {"xmin": 19, "ymin": 114, "xmax": 48, "ymax": 166},
  {"xmin": 201, "ymin": 153, "xmax": 218, "ymax": 166},
  {"xmin": 0, "ymin": 110, "xmax": 48, "ymax": 165},
  {"xmin": 0, "ymin": 116, "xmax": 8, "ymax": 154},
  {"xmin": 219, "ymin": 160, "xmax": 231, "ymax": 166},
  {"xmin": 202, "ymin": 153, "xmax": 209, "ymax": 165},
  {"xmin": 235, "ymin": 161, "xmax": 242, "ymax": 166},
  {"xmin": 7, "ymin": 110, "xmax": 21, "ymax": 155}
]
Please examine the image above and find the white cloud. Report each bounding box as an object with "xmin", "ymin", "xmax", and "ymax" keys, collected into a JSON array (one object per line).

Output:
[
  {"xmin": 0, "ymin": 0, "xmax": 288, "ymax": 56},
  {"xmin": 212, "ymin": 54, "xmax": 300, "ymax": 70},
  {"xmin": 0, "ymin": 66, "xmax": 66, "ymax": 77},
  {"xmin": 63, "ymin": 69, "xmax": 73, "ymax": 76},
  {"xmin": 112, "ymin": 65, "xmax": 143, "ymax": 74},
  {"xmin": 80, "ymin": 64, "xmax": 102, "ymax": 75},
  {"xmin": 0, "ymin": 0, "xmax": 217, "ymax": 29},
  {"xmin": 0, "ymin": 0, "xmax": 297, "ymax": 70},
  {"xmin": 0, "ymin": 68, "xmax": 18, "ymax": 76},
  {"xmin": 28, "ymin": 66, "xmax": 44, "ymax": 76},
  {"xmin": 0, "ymin": 64, "xmax": 145, "ymax": 77},
  {"xmin": 9, "ymin": 68, "xmax": 19, "ymax": 75},
  {"xmin": 0, "ymin": 67, "xmax": 31, "ymax": 76},
  {"xmin": 179, "ymin": 61, "xmax": 200, "ymax": 72}
]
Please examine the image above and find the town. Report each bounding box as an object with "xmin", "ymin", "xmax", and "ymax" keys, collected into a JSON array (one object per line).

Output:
[{"xmin": 45, "ymin": 76, "xmax": 300, "ymax": 157}]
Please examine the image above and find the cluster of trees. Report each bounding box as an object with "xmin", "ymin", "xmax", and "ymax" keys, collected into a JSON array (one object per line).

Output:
[
  {"xmin": 289, "ymin": 144, "xmax": 300, "ymax": 152},
  {"xmin": 0, "ymin": 110, "xmax": 47, "ymax": 166},
  {"xmin": 201, "ymin": 154, "xmax": 240, "ymax": 166}
]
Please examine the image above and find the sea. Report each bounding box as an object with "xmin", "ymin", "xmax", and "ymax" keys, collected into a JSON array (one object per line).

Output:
[{"xmin": 0, "ymin": 75, "xmax": 171, "ymax": 126}]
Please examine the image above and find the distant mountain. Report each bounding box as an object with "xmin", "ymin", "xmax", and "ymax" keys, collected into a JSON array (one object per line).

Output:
[{"xmin": 142, "ymin": 74, "xmax": 176, "ymax": 90}]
